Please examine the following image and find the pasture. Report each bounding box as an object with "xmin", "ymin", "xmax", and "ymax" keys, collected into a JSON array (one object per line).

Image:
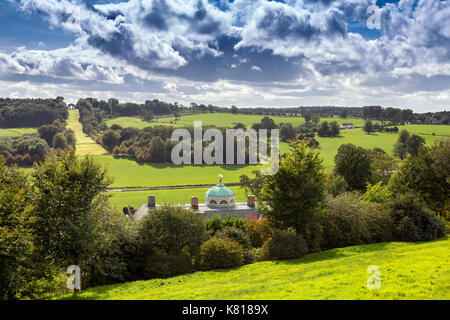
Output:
[
  {"xmin": 54, "ymin": 236, "xmax": 450, "ymax": 300},
  {"xmin": 108, "ymin": 187, "xmax": 248, "ymax": 210},
  {"xmin": 0, "ymin": 127, "xmax": 37, "ymax": 136},
  {"xmin": 106, "ymin": 113, "xmax": 367, "ymax": 129}
]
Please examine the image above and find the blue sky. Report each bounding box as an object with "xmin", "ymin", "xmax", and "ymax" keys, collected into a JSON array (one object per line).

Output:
[{"xmin": 0, "ymin": 0, "xmax": 449, "ymax": 112}]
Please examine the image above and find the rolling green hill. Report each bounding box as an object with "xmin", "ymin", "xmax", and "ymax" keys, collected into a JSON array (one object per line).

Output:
[{"xmin": 55, "ymin": 237, "xmax": 449, "ymax": 300}]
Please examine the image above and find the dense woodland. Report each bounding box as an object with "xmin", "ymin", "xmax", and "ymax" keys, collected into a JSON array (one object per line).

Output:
[{"xmin": 0, "ymin": 98, "xmax": 68, "ymax": 128}]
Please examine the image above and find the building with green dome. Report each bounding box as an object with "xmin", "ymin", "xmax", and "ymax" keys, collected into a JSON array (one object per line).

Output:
[
  {"xmin": 205, "ymin": 174, "xmax": 236, "ymax": 208},
  {"xmin": 133, "ymin": 174, "xmax": 258, "ymax": 220}
]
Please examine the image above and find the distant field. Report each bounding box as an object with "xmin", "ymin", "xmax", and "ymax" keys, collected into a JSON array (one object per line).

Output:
[
  {"xmin": 106, "ymin": 113, "xmax": 367, "ymax": 129},
  {"xmin": 108, "ymin": 187, "xmax": 248, "ymax": 210},
  {"xmin": 67, "ymin": 109, "xmax": 108, "ymax": 156},
  {"xmin": 95, "ymin": 155, "xmax": 257, "ymax": 188},
  {"xmin": 54, "ymin": 237, "xmax": 450, "ymax": 300},
  {"xmin": 0, "ymin": 127, "xmax": 37, "ymax": 136}
]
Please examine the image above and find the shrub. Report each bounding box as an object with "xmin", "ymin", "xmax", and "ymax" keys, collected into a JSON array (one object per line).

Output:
[
  {"xmin": 138, "ymin": 206, "xmax": 207, "ymax": 278},
  {"xmin": 321, "ymin": 192, "xmax": 393, "ymax": 249},
  {"xmin": 389, "ymin": 194, "xmax": 445, "ymax": 242},
  {"xmin": 261, "ymin": 231, "xmax": 308, "ymax": 261},
  {"xmin": 214, "ymin": 226, "xmax": 251, "ymax": 249},
  {"xmin": 246, "ymin": 215, "xmax": 275, "ymax": 248},
  {"xmin": 326, "ymin": 173, "xmax": 348, "ymax": 196},
  {"xmin": 199, "ymin": 237, "xmax": 244, "ymax": 270}
]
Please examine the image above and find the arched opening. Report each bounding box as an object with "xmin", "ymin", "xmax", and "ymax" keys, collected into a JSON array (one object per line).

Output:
[
  {"xmin": 209, "ymin": 200, "xmax": 217, "ymax": 205},
  {"xmin": 220, "ymin": 200, "xmax": 228, "ymax": 205}
]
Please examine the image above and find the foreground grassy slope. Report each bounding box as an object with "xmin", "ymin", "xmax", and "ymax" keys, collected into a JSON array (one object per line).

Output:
[
  {"xmin": 56, "ymin": 237, "xmax": 449, "ymax": 300},
  {"xmin": 67, "ymin": 109, "xmax": 108, "ymax": 156}
]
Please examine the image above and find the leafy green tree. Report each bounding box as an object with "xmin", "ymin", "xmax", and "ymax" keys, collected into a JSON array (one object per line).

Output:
[
  {"xmin": 149, "ymin": 136, "xmax": 166, "ymax": 162},
  {"xmin": 239, "ymin": 170, "xmax": 265, "ymax": 199},
  {"xmin": 102, "ymin": 129, "xmax": 121, "ymax": 151},
  {"xmin": 0, "ymin": 159, "xmax": 34, "ymax": 299},
  {"xmin": 364, "ymin": 182, "xmax": 392, "ymax": 207},
  {"xmin": 370, "ymin": 151, "xmax": 397, "ymax": 185},
  {"xmin": 317, "ymin": 121, "xmax": 330, "ymax": 137},
  {"xmin": 334, "ymin": 143, "xmax": 372, "ymax": 191},
  {"xmin": 389, "ymin": 140, "xmax": 449, "ymax": 219},
  {"xmin": 363, "ymin": 120, "xmax": 374, "ymax": 134},
  {"xmin": 38, "ymin": 124, "xmax": 59, "ymax": 146},
  {"xmin": 31, "ymin": 153, "xmax": 112, "ymax": 269},
  {"xmin": 52, "ymin": 132, "xmax": 67, "ymax": 149},
  {"xmin": 339, "ymin": 109, "xmax": 347, "ymax": 119},
  {"xmin": 329, "ymin": 121, "xmax": 340, "ymax": 136},
  {"xmin": 261, "ymin": 141, "xmax": 326, "ymax": 251},
  {"xmin": 394, "ymin": 129, "xmax": 425, "ymax": 159}
]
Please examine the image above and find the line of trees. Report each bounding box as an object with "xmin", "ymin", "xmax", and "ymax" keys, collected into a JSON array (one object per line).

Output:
[{"xmin": 0, "ymin": 98, "xmax": 68, "ymax": 128}]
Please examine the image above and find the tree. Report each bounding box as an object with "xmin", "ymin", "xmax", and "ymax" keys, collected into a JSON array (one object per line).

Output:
[
  {"xmin": 239, "ymin": 170, "xmax": 266, "ymax": 199},
  {"xmin": 149, "ymin": 136, "xmax": 166, "ymax": 162},
  {"xmin": 38, "ymin": 124, "xmax": 59, "ymax": 146},
  {"xmin": 261, "ymin": 141, "xmax": 326, "ymax": 251},
  {"xmin": 52, "ymin": 132, "xmax": 67, "ymax": 149},
  {"xmin": 393, "ymin": 129, "xmax": 425, "ymax": 159},
  {"xmin": 389, "ymin": 140, "xmax": 450, "ymax": 218},
  {"xmin": 0, "ymin": 159, "xmax": 34, "ymax": 299},
  {"xmin": 31, "ymin": 153, "xmax": 112, "ymax": 269},
  {"xmin": 363, "ymin": 120, "xmax": 374, "ymax": 134},
  {"xmin": 370, "ymin": 151, "xmax": 397, "ymax": 185},
  {"xmin": 317, "ymin": 121, "xmax": 330, "ymax": 137},
  {"xmin": 279, "ymin": 123, "xmax": 295, "ymax": 141},
  {"xmin": 329, "ymin": 121, "xmax": 340, "ymax": 136},
  {"xmin": 302, "ymin": 113, "xmax": 312, "ymax": 122},
  {"xmin": 339, "ymin": 109, "xmax": 348, "ymax": 119},
  {"xmin": 102, "ymin": 129, "xmax": 121, "ymax": 151},
  {"xmin": 139, "ymin": 206, "xmax": 207, "ymax": 277},
  {"xmin": 143, "ymin": 110, "xmax": 154, "ymax": 122},
  {"xmin": 312, "ymin": 114, "xmax": 320, "ymax": 126},
  {"xmin": 334, "ymin": 144, "xmax": 372, "ymax": 191}
]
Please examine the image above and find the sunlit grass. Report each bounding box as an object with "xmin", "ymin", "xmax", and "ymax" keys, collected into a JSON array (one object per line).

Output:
[{"xmin": 54, "ymin": 237, "xmax": 450, "ymax": 300}]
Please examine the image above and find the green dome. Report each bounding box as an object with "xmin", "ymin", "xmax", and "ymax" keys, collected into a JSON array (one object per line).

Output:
[{"xmin": 205, "ymin": 181, "xmax": 235, "ymax": 198}]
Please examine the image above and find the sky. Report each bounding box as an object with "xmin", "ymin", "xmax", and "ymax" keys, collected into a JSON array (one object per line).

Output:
[{"xmin": 0, "ymin": 0, "xmax": 449, "ymax": 112}]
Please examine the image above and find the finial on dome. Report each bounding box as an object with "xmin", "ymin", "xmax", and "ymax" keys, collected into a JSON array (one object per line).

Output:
[{"xmin": 218, "ymin": 174, "xmax": 223, "ymax": 185}]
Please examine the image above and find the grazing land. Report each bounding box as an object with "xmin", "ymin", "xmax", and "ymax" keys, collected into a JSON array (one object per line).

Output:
[
  {"xmin": 106, "ymin": 113, "xmax": 367, "ymax": 129},
  {"xmin": 95, "ymin": 155, "xmax": 257, "ymax": 188},
  {"xmin": 67, "ymin": 109, "xmax": 108, "ymax": 156},
  {"xmin": 108, "ymin": 187, "xmax": 248, "ymax": 210},
  {"xmin": 0, "ymin": 127, "xmax": 37, "ymax": 136},
  {"xmin": 54, "ymin": 236, "xmax": 450, "ymax": 300}
]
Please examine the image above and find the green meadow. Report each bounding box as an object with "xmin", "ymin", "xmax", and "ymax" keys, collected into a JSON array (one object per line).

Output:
[
  {"xmin": 108, "ymin": 187, "xmax": 248, "ymax": 210},
  {"xmin": 54, "ymin": 236, "xmax": 450, "ymax": 300},
  {"xmin": 106, "ymin": 113, "xmax": 367, "ymax": 129},
  {"xmin": 0, "ymin": 127, "xmax": 37, "ymax": 136}
]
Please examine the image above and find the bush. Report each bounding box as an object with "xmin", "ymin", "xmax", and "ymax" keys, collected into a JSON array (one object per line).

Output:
[
  {"xmin": 199, "ymin": 237, "xmax": 244, "ymax": 270},
  {"xmin": 321, "ymin": 192, "xmax": 393, "ymax": 249},
  {"xmin": 214, "ymin": 226, "xmax": 251, "ymax": 249},
  {"xmin": 246, "ymin": 215, "xmax": 275, "ymax": 248},
  {"xmin": 138, "ymin": 206, "xmax": 207, "ymax": 278},
  {"xmin": 389, "ymin": 194, "xmax": 445, "ymax": 242},
  {"xmin": 261, "ymin": 231, "xmax": 308, "ymax": 261}
]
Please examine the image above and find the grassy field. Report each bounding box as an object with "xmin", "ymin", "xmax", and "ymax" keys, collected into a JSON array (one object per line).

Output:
[
  {"xmin": 54, "ymin": 236, "xmax": 450, "ymax": 300},
  {"xmin": 67, "ymin": 109, "xmax": 108, "ymax": 156},
  {"xmin": 96, "ymin": 155, "xmax": 257, "ymax": 188},
  {"xmin": 106, "ymin": 113, "xmax": 367, "ymax": 129},
  {"xmin": 0, "ymin": 127, "xmax": 37, "ymax": 136},
  {"xmin": 108, "ymin": 187, "xmax": 248, "ymax": 210}
]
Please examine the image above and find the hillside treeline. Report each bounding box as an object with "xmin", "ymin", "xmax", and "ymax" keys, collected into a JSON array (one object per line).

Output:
[
  {"xmin": 0, "ymin": 119, "xmax": 75, "ymax": 166},
  {"xmin": 0, "ymin": 98, "xmax": 68, "ymax": 128}
]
